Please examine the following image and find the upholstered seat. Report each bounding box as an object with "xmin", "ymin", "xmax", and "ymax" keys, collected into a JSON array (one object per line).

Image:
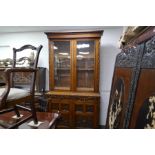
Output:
[{"xmin": 0, "ymin": 88, "xmax": 30, "ymax": 101}]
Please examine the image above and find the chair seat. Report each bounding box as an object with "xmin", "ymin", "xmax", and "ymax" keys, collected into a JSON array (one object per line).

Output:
[{"xmin": 0, "ymin": 88, "xmax": 30, "ymax": 101}]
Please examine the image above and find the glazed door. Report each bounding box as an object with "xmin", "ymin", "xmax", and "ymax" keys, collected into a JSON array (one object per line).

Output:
[
  {"xmin": 50, "ymin": 40, "xmax": 71, "ymax": 90},
  {"xmin": 75, "ymin": 40, "xmax": 96, "ymax": 92},
  {"xmin": 49, "ymin": 38, "xmax": 100, "ymax": 92}
]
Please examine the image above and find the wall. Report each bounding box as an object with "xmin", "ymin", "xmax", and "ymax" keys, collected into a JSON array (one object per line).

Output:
[
  {"xmin": 0, "ymin": 27, "xmax": 123, "ymax": 125},
  {"xmin": 100, "ymin": 27, "xmax": 123, "ymax": 125}
]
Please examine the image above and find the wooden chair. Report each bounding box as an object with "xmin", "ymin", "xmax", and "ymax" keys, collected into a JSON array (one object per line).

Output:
[{"xmin": 0, "ymin": 45, "xmax": 43, "ymax": 128}]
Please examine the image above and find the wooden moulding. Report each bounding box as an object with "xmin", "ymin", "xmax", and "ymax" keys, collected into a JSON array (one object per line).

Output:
[
  {"xmin": 45, "ymin": 31, "xmax": 103, "ymax": 39},
  {"xmin": 46, "ymin": 91, "xmax": 100, "ymax": 98},
  {"xmin": 122, "ymin": 26, "xmax": 155, "ymax": 49}
]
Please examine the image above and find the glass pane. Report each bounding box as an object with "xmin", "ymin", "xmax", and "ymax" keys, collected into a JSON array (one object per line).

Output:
[
  {"xmin": 76, "ymin": 40, "xmax": 95, "ymax": 89},
  {"xmin": 53, "ymin": 41, "xmax": 71, "ymax": 89}
]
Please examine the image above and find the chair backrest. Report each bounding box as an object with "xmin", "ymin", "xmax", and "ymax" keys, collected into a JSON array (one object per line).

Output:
[
  {"xmin": 12, "ymin": 45, "xmax": 43, "ymax": 92},
  {"xmin": 13, "ymin": 45, "xmax": 42, "ymax": 69}
]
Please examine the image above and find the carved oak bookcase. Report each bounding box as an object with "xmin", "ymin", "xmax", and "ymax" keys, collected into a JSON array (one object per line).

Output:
[
  {"xmin": 106, "ymin": 26, "xmax": 155, "ymax": 128},
  {"xmin": 45, "ymin": 31, "xmax": 103, "ymax": 128}
]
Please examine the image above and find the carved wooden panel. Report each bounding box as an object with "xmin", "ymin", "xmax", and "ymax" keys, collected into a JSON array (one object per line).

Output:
[
  {"xmin": 58, "ymin": 113, "xmax": 71, "ymax": 128},
  {"xmin": 73, "ymin": 102, "xmax": 96, "ymax": 128},
  {"xmin": 74, "ymin": 114, "xmax": 94, "ymax": 128},
  {"xmin": 107, "ymin": 27, "xmax": 155, "ymax": 128},
  {"xmin": 141, "ymin": 36, "xmax": 155, "ymax": 68},
  {"xmin": 48, "ymin": 97, "xmax": 72, "ymax": 128},
  {"xmin": 106, "ymin": 68, "xmax": 133, "ymax": 128},
  {"xmin": 75, "ymin": 104, "xmax": 84, "ymax": 112},
  {"xmin": 128, "ymin": 36, "xmax": 155, "ymax": 128},
  {"xmin": 47, "ymin": 92, "xmax": 100, "ymax": 129},
  {"xmin": 115, "ymin": 47, "xmax": 139, "ymax": 68},
  {"xmin": 129, "ymin": 69, "xmax": 155, "ymax": 128}
]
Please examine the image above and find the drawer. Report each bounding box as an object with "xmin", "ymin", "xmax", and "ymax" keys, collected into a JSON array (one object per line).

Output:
[{"xmin": 58, "ymin": 113, "xmax": 71, "ymax": 129}]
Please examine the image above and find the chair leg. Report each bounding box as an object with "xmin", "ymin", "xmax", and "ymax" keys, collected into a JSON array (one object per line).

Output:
[
  {"xmin": 30, "ymin": 99, "xmax": 38, "ymax": 124},
  {"xmin": 14, "ymin": 106, "xmax": 21, "ymax": 117}
]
